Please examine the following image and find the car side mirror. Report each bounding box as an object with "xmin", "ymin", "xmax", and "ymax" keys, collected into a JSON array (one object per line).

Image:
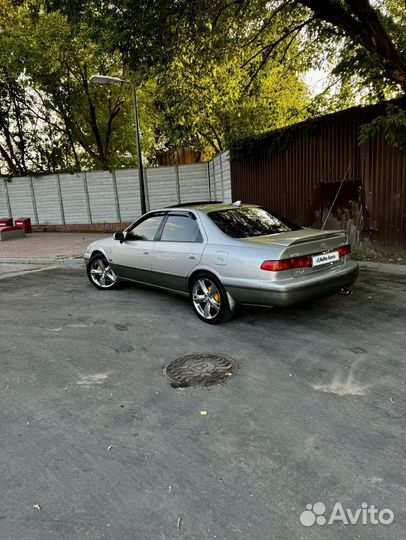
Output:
[{"xmin": 113, "ymin": 231, "xmax": 125, "ymax": 243}]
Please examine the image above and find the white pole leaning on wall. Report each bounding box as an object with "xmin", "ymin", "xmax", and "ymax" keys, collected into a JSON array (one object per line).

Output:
[
  {"xmin": 29, "ymin": 176, "xmax": 39, "ymax": 225},
  {"xmin": 82, "ymin": 172, "xmax": 93, "ymax": 224},
  {"xmin": 56, "ymin": 173, "xmax": 66, "ymax": 225},
  {"xmin": 111, "ymin": 169, "xmax": 122, "ymax": 223},
  {"xmin": 3, "ymin": 178, "xmax": 12, "ymax": 219}
]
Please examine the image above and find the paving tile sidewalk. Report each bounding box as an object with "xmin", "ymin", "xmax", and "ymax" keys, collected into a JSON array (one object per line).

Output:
[
  {"xmin": 0, "ymin": 232, "xmax": 107, "ymax": 261},
  {"xmin": 1, "ymin": 231, "xmax": 405, "ymax": 275}
]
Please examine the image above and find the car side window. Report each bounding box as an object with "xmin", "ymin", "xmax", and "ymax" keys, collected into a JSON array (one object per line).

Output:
[
  {"xmin": 126, "ymin": 215, "xmax": 163, "ymax": 241},
  {"xmin": 160, "ymin": 215, "xmax": 202, "ymax": 242}
]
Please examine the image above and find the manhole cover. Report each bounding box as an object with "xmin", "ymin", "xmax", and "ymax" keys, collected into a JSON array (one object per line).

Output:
[{"xmin": 165, "ymin": 353, "xmax": 237, "ymax": 388}]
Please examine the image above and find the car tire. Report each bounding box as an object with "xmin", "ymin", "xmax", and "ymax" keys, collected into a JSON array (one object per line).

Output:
[
  {"xmin": 87, "ymin": 253, "xmax": 120, "ymax": 290},
  {"xmin": 190, "ymin": 272, "xmax": 234, "ymax": 324}
]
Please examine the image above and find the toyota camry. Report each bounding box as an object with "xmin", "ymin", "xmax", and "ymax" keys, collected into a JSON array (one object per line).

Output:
[{"xmin": 84, "ymin": 202, "xmax": 358, "ymax": 323}]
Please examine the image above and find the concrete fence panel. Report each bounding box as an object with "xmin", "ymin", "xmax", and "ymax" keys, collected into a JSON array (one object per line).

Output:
[
  {"xmin": 147, "ymin": 166, "xmax": 178, "ymax": 210},
  {"xmin": 6, "ymin": 176, "xmax": 37, "ymax": 223},
  {"xmin": 115, "ymin": 169, "xmax": 141, "ymax": 222},
  {"xmin": 0, "ymin": 151, "xmax": 230, "ymax": 227},
  {"xmin": 179, "ymin": 163, "xmax": 209, "ymax": 202},
  {"xmin": 86, "ymin": 170, "xmax": 117, "ymax": 223},
  {"xmin": 32, "ymin": 174, "xmax": 62, "ymax": 225},
  {"xmin": 58, "ymin": 173, "xmax": 89, "ymax": 224},
  {"xmin": 208, "ymin": 150, "xmax": 231, "ymax": 203}
]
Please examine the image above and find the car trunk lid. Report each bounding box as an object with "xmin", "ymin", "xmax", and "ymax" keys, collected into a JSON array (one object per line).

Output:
[
  {"xmin": 242, "ymin": 228, "xmax": 349, "ymax": 278},
  {"xmin": 240, "ymin": 228, "xmax": 346, "ymax": 247}
]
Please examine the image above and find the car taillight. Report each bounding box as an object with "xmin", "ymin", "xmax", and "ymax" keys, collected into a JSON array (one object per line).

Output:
[
  {"xmin": 261, "ymin": 260, "xmax": 292, "ymax": 271},
  {"xmin": 293, "ymin": 255, "xmax": 312, "ymax": 268},
  {"xmin": 261, "ymin": 255, "xmax": 311, "ymax": 272},
  {"xmin": 338, "ymin": 244, "xmax": 351, "ymax": 257}
]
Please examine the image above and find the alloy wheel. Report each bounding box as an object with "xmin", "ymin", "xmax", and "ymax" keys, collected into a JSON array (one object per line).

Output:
[
  {"xmin": 89, "ymin": 257, "xmax": 117, "ymax": 289},
  {"xmin": 192, "ymin": 278, "xmax": 221, "ymax": 320}
]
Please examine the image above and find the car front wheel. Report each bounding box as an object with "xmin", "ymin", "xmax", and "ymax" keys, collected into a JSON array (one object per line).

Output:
[
  {"xmin": 87, "ymin": 254, "xmax": 119, "ymax": 290},
  {"xmin": 191, "ymin": 273, "xmax": 233, "ymax": 324}
]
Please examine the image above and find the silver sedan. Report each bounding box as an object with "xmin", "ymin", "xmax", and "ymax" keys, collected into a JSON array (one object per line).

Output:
[{"xmin": 84, "ymin": 202, "xmax": 358, "ymax": 323}]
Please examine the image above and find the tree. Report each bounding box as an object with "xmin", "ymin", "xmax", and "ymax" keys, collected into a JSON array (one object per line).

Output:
[
  {"xmin": 0, "ymin": 0, "xmax": 159, "ymax": 174},
  {"xmin": 53, "ymin": 0, "xmax": 404, "ymax": 150},
  {"xmin": 299, "ymin": 0, "xmax": 406, "ymax": 92},
  {"xmin": 153, "ymin": 38, "xmax": 310, "ymax": 158},
  {"xmin": 240, "ymin": 0, "xmax": 406, "ymax": 142},
  {"xmin": 0, "ymin": 1, "xmax": 67, "ymax": 175},
  {"xmin": 42, "ymin": 0, "xmax": 313, "ymax": 158},
  {"xmin": 80, "ymin": 0, "xmax": 404, "ymax": 101},
  {"xmin": 4, "ymin": 0, "xmax": 402, "ymax": 176},
  {"xmin": 20, "ymin": 8, "xmax": 136, "ymax": 171}
]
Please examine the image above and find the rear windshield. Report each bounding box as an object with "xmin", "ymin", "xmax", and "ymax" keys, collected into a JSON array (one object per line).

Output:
[{"xmin": 208, "ymin": 207, "xmax": 298, "ymax": 238}]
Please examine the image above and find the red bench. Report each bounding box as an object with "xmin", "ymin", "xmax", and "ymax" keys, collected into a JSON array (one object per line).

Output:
[
  {"xmin": 0, "ymin": 226, "xmax": 25, "ymax": 241},
  {"xmin": 0, "ymin": 218, "xmax": 13, "ymax": 227},
  {"xmin": 15, "ymin": 217, "xmax": 32, "ymax": 233}
]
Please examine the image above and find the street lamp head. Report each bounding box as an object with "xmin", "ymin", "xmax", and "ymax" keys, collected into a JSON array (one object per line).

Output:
[{"xmin": 89, "ymin": 74, "xmax": 129, "ymax": 85}]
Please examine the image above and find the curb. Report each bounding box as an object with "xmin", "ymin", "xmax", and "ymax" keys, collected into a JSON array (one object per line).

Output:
[
  {"xmin": 357, "ymin": 261, "xmax": 406, "ymax": 275},
  {"xmin": 0, "ymin": 257, "xmax": 84, "ymax": 266},
  {"xmin": 0, "ymin": 265, "xmax": 58, "ymax": 280}
]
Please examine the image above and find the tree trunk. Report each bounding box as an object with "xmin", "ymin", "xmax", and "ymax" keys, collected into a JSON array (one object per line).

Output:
[
  {"xmin": 0, "ymin": 143, "xmax": 18, "ymax": 176},
  {"xmin": 299, "ymin": 0, "xmax": 406, "ymax": 92}
]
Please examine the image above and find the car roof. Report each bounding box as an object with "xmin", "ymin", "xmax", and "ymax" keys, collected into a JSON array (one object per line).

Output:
[{"xmin": 161, "ymin": 202, "xmax": 259, "ymax": 214}]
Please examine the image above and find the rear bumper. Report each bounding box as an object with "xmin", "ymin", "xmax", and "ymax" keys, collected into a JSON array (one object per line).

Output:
[{"xmin": 225, "ymin": 262, "xmax": 359, "ymax": 307}]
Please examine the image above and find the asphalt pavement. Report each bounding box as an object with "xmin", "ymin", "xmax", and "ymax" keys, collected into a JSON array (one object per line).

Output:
[{"xmin": 0, "ymin": 266, "xmax": 404, "ymax": 540}]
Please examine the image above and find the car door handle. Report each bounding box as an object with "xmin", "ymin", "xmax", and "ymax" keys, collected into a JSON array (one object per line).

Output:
[
  {"xmin": 188, "ymin": 255, "xmax": 196, "ymax": 260},
  {"xmin": 143, "ymin": 251, "xmax": 150, "ymax": 255}
]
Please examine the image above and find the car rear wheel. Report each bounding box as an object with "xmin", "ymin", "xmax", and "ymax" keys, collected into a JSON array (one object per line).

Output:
[
  {"xmin": 191, "ymin": 273, "xmax": 233, "ymax": 324},
  {"xmin": 87, "ymin": 254, "xmax": 119, "ymax": 290}
]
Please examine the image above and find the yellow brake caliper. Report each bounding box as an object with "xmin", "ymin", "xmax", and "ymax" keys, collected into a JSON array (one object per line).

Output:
[{"xmin": 208, "ymin": 285, "xmax": 220, "ymax": 304}]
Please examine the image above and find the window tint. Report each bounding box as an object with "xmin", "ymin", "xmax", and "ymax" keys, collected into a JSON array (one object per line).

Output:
[
  {"xmin": 160, "ymin": 215, "xmax": 201, "ymax": 242},
  {"xmin": 208, "ymin": 207, "xmax": 296, "ymax": 238},
  {"xmin": 127, "ymin": 215, "xmax": 163, "ymax": 241}
]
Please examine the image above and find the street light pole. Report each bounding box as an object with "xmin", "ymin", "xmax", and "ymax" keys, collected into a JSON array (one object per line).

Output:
[
  {"xmin": 133, "ymin": 86, "xmax": 146, "ymax": 215},
  {"xmin": 89, "ymin": 74, "xmax": 147, "ymax": 215}
]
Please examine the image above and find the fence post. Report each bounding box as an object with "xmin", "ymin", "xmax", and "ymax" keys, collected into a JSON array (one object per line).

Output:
[
  {"xmin": 211, "ymin": 159, "xmax": 217, "ymax": 201},
  {"xmin": 207, "ymin": 162, "xmax": 211, "ymax": 201},
  {"xmin": 219, "ymin": 152, "xmax": 225, "ymax": 202},
  {"xmin": 56, "ymin": 173, "xmax": 66, "ymax": 225},
  {"xmin": 83, "ymin": 171, "xmax": 92, "ymax": 224},
  {"xmin": 111, "ymin": 169, "xmax": 122, "ymax": 223},
  {"xmin": 174, "ymin": 152, "xmax": 181, "ymax": 204},
  {"xmin": 3, "ymin": 178, "xmax": 12, "ymax": 219},
  {"xmin": 29, "ymin": 176, "xmax": 39, "ymax": 224}
]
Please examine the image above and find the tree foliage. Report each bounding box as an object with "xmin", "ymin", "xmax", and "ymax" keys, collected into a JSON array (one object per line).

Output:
[
  {"xmin": 1, "ymin": 0, "xmax": 404, "ymax": 175},
  {"xmin": 49, "ymin": 0, "xmax": 406, "ymax": 149},
  {"xmin": 75, "ymin": 0, "xmax": 405, "ymax": 98},
  {"xmin": 154, "ymin": 40, "xmax": 310, "ymax": 158},
  {"xmin": 0, "ymin": 0, "xmax": 310, "ymax": 173},
  {"xmin": 0, "ymin": 0, "xmax": 153, "ymax": 174}
]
